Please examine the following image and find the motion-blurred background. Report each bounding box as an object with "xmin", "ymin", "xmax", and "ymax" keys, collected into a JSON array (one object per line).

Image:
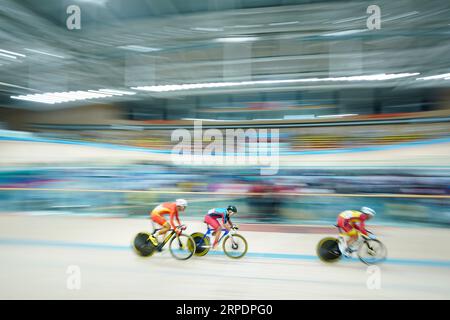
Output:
[{"xmin": 1, "ymin": 0, "xmax": 449, "ymax": 225}]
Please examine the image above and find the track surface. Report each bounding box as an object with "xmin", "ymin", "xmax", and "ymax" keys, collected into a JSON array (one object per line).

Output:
[{"xmin": 0, "ymin": 215, "xmax": 449, "ymax": 299}]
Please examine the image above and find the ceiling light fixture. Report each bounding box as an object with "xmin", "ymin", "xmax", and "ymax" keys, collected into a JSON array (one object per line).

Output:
[
  {"xmin": 10, "ymin": 89, "xmax": 119, "ymax": 104},
  {"xmin": 24, "ymin": 48, "xmax": 65, "ymax": 59},
  {"xmin": 98, "ymin": 89, "xmax": 136, "ymax": 95},
  {"xmin": 191, "ymin": 27, "xmax": 224, "ymax": 32},
  {"xmin": 321, "ymin": 29, "xmax": 367, "ymax": 37},
  {"xmin": 416, "ymin": 73, "xmax": 450, "ymax": 80},
  {"xmin": 0, "ymin": 52, "xmax": 17, "ymax": 59},
  {"xmin": 118, "ymin": 45, "xmax": 161, "ymax": 53},
  {"xmin": 269, "ymin": 21, "xmax": 299, "ymax": 26},
  {"xmin": 132, "ymin": 73, "xmax": 420, "ymax": 93},
  {"xmin": 215, "ymin": 37, "xmax": 259, "ymax": 43},
  {"xmin": 0, "ymin": 49, "xmax": 26, "ymax": 57}
]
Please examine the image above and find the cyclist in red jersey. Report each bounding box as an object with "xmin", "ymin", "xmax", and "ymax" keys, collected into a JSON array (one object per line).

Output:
[{"xmin": 336, "ymin": 207, "xmax": 376, "ymax": 257}]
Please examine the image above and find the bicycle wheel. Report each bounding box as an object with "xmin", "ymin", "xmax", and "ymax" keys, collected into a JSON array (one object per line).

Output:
[
  {"xmin": 190, "ymin": 232, "xmax": 210, "ymax": 257},
  {"xmin": 316, "ymin": 237, "xmax": 341, "ymax": 263},
  {"xmin": 222, "ymin": 234, "xmax": 248, "ymax": 259},
  {"xmin": 169, "ymin": 234, "xmax": 196, "ymax": 260},
  {"xmin": 133, "ymin": 232, "xmax": 156, "ymax": 257},
  {"xmin": 358, "ymin": 239, "xmax": 387, "ymax": 265}
]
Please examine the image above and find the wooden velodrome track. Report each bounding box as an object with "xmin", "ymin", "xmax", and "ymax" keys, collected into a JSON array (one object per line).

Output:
[{"xmin": 0, "ymin": 214, "xmax": 449, "ymax": 299}]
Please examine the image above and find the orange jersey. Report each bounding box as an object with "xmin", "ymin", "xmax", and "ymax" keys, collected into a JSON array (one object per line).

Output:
[{"xmin": 151, "ymin": 202, "xmax": 179, "ymax": 228}]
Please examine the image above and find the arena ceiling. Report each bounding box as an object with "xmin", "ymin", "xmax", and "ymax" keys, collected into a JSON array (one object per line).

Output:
[{"xmin": 0, "ymin": 0, "xmax": 449, "ymax": 109}]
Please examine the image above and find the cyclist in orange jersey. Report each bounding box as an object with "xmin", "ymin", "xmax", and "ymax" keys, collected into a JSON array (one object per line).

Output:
[{"xmin": 149, "ymin": 199, "xmax": 188, "ymax": 246}]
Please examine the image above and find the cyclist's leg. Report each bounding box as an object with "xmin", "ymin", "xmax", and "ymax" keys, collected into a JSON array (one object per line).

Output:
[
  {"xmin": 337, "ymin": 232, "xmax": 347, "ymax": 254},
  {"xmin": 346, "ymin": 228, "xmax": 359, "ymax": 251},
  {"xmin": 151, "ymin": 215, "xmax": 171, "ymax": 251},
  {"xmin": 338, "ymin": 219, "xmax": 356, "ymax": 256},
  {"xmin": 205, "ymin": 216, "xmax": 220, "ymax": 248},
  {"xmin": 337, "ymin": 217, "xmax": 349, "ymax": 250},
  {"xmin": 158, "ymin": 222, "xmax": 171, "ymax": 238},
  {"xmin": 147, "ymin": 215, "xmax": 160, "ymax": 246},
  {"xmin": 339, "ymin": 232, "xmax": 355, "ymax": 258},
  {"xmin": 151, "ymin": 214, "xmax": 169, "ymax": 240},
  {"xmin": 212, "ymin": 227, "xmax": 221, "ymax": 249}
]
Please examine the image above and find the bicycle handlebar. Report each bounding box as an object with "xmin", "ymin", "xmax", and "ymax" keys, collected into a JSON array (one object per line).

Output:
[{"xmin": 219, "ymin": 225, "xmax": 238, "ymax": 233}]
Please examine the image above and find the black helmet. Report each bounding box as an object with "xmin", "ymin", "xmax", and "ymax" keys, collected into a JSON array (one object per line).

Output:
[{"xmin": 227, "ymin": 205, "xmax": 237, "ymax": 213}]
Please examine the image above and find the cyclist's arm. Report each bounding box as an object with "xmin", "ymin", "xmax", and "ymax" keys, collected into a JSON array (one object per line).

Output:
[
  {"xmin": 176, "ymin": 212, "xmax": 181, "ymax": 227},
  {"xmin": 223, "ymin": 222, "xmax": 231, "ymax": 230},
  {"xmin": 169, "ymin": 212, "xmax": 177, "ymax": 229},
  {"xmin": 218, "ymin": 217, "xmax": 229, "ymax": 230},
  {"xmin": 222, "ymin": 216, "xmax": 233, "ymax": 230},
  {"xmin": 355, "ymin": 220, "xmax": 368, "ymax": 235}
]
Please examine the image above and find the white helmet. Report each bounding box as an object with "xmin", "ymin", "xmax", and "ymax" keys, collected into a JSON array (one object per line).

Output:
[
  {"xmin": 361, "ymin": 207, "xmax": 376, "ymax": 217},
  {"xmin": 176, "ymin": 199, "xmax": 188, "ymax": 207}
]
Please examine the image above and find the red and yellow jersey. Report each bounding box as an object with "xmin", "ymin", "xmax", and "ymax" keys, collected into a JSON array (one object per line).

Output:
[
  {"xmin": 337, "ymin": 210, "xmax": 369, "ymax": 235},
  {"xmin": 339, "ymin": 210, "xmax": 365, "ymax": 222}
]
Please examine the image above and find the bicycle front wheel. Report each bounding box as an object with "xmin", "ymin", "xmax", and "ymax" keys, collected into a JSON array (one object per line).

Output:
[
  {"xmin": 358, "ymin": 239, "xmax": 387, "ymax": 265},
  {"xmin": 169, "ymin": 234, "xmax": 196, "ymax": 260},
  {"xmin": 222, "ymin": 234, "xmax": 248, "ymax": 259}
]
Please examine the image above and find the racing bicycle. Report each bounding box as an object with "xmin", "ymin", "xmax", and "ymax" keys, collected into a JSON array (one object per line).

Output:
[
  {"xmin": 316, "ymin": 226, "xmax": 387, "ymax": 265},
  {"xmin": 190, "ymin": 224, "xmax": 248, "ymax": 259},
  {"xmin": 133, "ymin": 224, "xmax": 196, "ymax": 260}
]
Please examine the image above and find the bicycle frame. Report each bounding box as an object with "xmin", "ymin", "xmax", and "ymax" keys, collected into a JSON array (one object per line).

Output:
[
  {"xmin": 198, "ymin": 226, "xmax": 234, "ymax": 247},
  {"xmin": 152, "ymin": 227, "xmax": 182, "ymax": 250},
  {"xmin": 336, "ymin": 225, "xmax": 374, "ymax": 251}
]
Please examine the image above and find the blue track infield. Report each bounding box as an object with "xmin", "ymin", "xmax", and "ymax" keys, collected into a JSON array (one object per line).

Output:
[{"xmin": 1, "ymin": 237, "xmax": 450, "ymax": 269}]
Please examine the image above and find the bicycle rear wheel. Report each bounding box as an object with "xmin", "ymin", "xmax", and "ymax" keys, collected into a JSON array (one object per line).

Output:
[
  {"xmin": 316, "ymin": 237, "xmax": 341, "ymax": 263},
  {"xmin": 222, "ymin": 234, "xmax": 248, "ymax": 259},
  {"xmin": 169, "ymin": 234, "xmax": 196, "ymax": 260},
  {"xmin": 190, "ymin": 232, "xmax": 210, "ymax": 256},
  {"xmin": 133, "ymin": 232, "xmax": 156, "ymax": 257},
  {"xmin": 358, "ymin": 239, "xmax": 387, "ymax": 265}
]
